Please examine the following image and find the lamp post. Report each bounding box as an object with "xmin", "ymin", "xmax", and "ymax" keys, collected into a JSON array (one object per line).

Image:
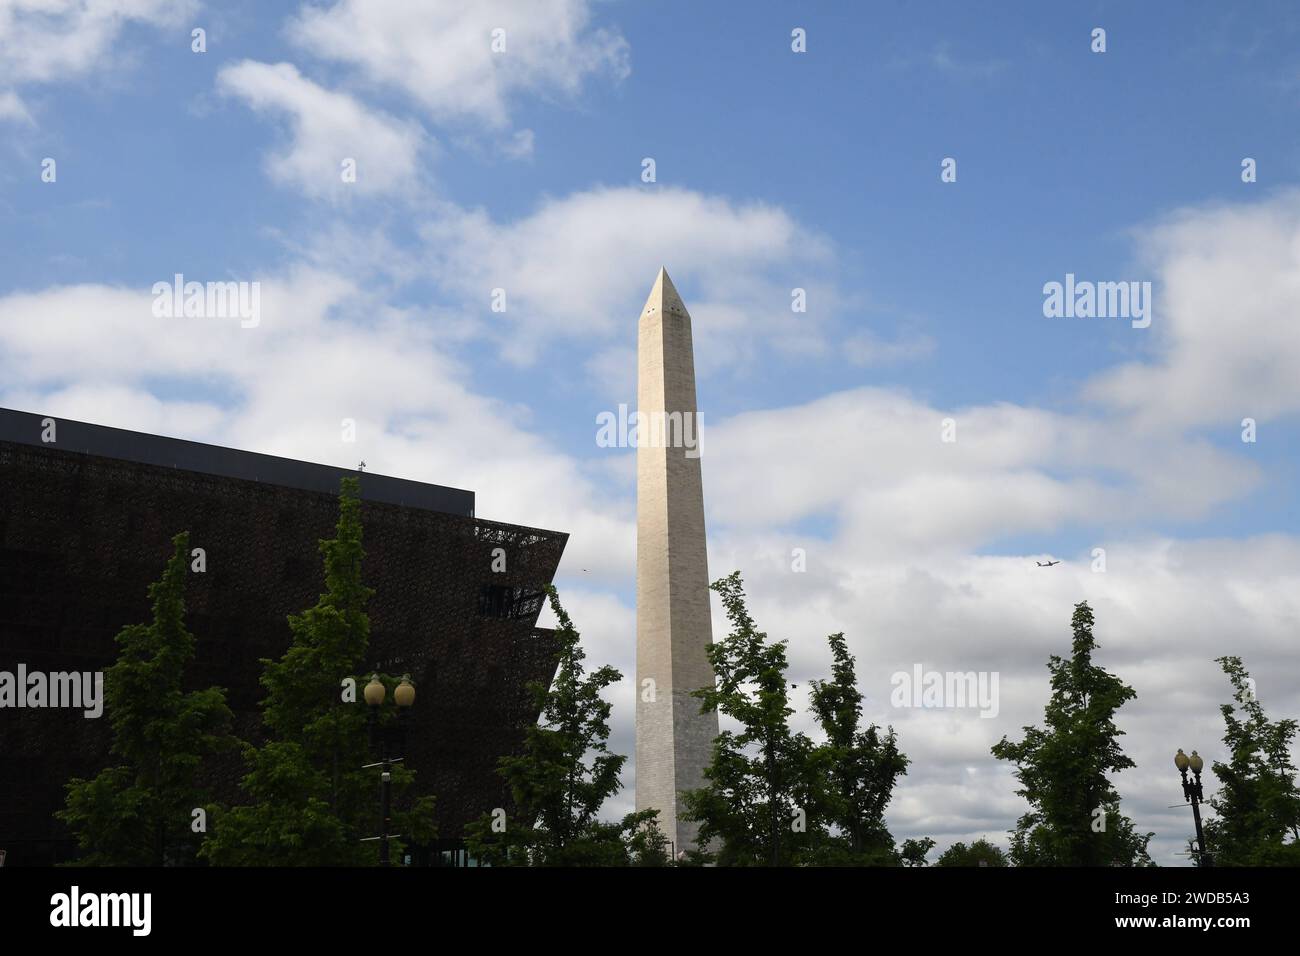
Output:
[
  {"xmin": 364, "ymin": 674, "xmax": 415, "ymax": 866},
  {"xmin": 1175, "ymin": 748, "xmax": 1211, "ymax": 867}
]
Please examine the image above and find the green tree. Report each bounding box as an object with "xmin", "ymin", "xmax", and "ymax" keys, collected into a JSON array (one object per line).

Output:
[
  {"xmin": 804, "ymin": 632, "xmax": 909, "ymax": 865},
  {"xmin": 58, "ymin": 532, "xmax": 233, "ymax": 865},
  {"xmin": 680, "ymin": 571, "xmax": 816, "ymax": 866},
  {"xmin": 991, "ymin": 601, "xmax": 1153, "ymax": 866},
  {"xmin": 1204, "ymin": 656, "xmax": 1300, "ymax": 866},
  {"xmin": 626, "ymin": 815, "xmax": 672, "ymax": 866},
  {"xmin": 899, "ymin": 837, "xmax": 936, "ymax": 866},
  {"xmin": 201, "ymin": 477, "xmax": 434, "ymax": 865},
  {"xmin": 936, "ymin": 838, "xmax": 1009, "ymax": 867},
  {"xmin": 465, "ymin": 586, "xmax": 661, "ymax": 866}
]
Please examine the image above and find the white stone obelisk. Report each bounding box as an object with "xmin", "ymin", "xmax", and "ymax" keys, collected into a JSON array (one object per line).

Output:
[{"xmin": 635, "ymin": 267, "xmax": 718, "ymax": 855}]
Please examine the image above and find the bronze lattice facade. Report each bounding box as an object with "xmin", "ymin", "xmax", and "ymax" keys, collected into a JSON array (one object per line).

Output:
[{"xmin": 0, "ymin": 410, "xmax": 567, "ymax": 865}]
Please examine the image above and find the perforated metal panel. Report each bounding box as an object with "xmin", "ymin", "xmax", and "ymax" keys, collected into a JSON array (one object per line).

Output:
[{"xmin": 0, "ymin": 438, "xmax": 566, "ymax": 865}]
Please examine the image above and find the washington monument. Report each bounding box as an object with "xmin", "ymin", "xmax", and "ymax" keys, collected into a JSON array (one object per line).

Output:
[{"xmin": 635, "ymin": 267, "xmax": 719, "ymax": 855}]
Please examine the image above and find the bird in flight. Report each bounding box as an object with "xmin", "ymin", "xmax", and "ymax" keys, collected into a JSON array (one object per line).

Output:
[{"xmin": 1036, "ymin": 559, "xmax": 1061, "ymax": 567}]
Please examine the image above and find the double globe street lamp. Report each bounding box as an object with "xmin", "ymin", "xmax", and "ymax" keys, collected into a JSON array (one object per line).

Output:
[
  {"xmin": 1174, "ymin": 748, "xmax": 1212, "ymax": 867},
  {"xmin": 364, "ymin": 674, "xmax": 415, "ymax": 866}
]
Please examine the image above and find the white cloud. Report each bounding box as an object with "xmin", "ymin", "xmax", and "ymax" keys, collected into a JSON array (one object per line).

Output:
[
  {"xmin": 289, "ymin": 0, "xmax": 629, "ymax": 129},
  {"xmin": 699, "ymin": 526, "xmax": 1300, "ymax": 863},
  {"xmin": 424, "ymin": 186, "xmax": 835, "ymax": 369},
  {"xmin": 703, "ymin": 387, "xmax": 1258, "ymax": 548},
  {"xmin": 0, "ymin": 266, "xmax": 635, "ymax": 582},
  {"xmin": 216, "ymin": 60, "xmax": 429, "ymax": 198},
  {"xmin": 502, "ymin": 127, "xmax": 534, "ymax": 160},
  {"xmin": 928, "ymin": 41, "xmax": 1009, "ymax": 79},
  {"xmin": 0, "ymin": 88, "xmax": 32, "ymax": 123},
  {"xmin": 0, "ymin": 0, "xmax": 195, "ymax": 119},
  {"xmin": 5, "ymin": 171, "xmax": 1300, "ymax": 866},
  {"xmin": 6, "ymin": 381, "xmax": 227, "ymax": 438},
  {"xmin": 1085, "ymin": 190, "xmax": 1300, "ymax": 430},
  {"xmin": 218, "ymin": 1, "xmax": 622, "ymax": 187}
]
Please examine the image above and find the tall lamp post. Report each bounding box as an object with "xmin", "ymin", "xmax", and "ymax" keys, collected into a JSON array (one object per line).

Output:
[
  {"xmin": 364, "ymin": 674, "xmax": 415, "ymax": 866},
  {"xmin": 1174, "ymin": 748, "xmax": 1211, "ymax": 867}
]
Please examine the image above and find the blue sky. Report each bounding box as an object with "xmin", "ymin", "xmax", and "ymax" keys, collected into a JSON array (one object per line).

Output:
[
  {"xmin": 7, "ymin": 2, "xmax": 1300, "ymax": 479},
  {"xmin": 4, "ymin": 0, "xmax": 1300, "ymax": 865}
]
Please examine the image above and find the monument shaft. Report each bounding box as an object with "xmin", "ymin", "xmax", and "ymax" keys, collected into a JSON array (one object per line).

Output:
[{"xmin": 635, "ymin": 268, "xmax": 718, "ymax": 855}]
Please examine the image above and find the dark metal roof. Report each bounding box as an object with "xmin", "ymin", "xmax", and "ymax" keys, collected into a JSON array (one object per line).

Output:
[{"xmin": 0, "ymin": 406, "xmax": 474, "ymax": 517}]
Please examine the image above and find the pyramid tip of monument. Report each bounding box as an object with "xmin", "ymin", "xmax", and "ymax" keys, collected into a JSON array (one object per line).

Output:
[{"xmin": 643, "ymin": 266, "xmax": 687, "ymax": 317}]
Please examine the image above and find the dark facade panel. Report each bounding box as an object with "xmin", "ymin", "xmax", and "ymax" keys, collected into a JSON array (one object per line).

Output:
[
  {"xmin": 0, "ymin": 434, "xmax": 566, "ymax": 865},
  {"xmin": 0, "ymin": 407, "xmax": 474, "ymax": 517}
]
